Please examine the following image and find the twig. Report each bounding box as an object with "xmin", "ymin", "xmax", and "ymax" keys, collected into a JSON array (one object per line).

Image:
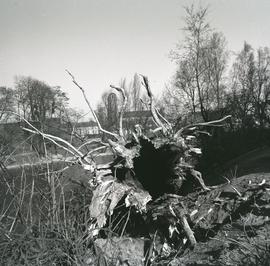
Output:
[
  {"xmin": 222, "ymin": 176, "xmax": 242, "ymax": 197},
  {"xmin": 65, "ymin": 69, "xmax": 119, "ymax": 139},
  {"xmin": 120, "ymin": 207, "xmax": 131, "ymax": 237},
  {"xmin": 169, "ymin": 205, "xmax": 197, "ymax": 247}
]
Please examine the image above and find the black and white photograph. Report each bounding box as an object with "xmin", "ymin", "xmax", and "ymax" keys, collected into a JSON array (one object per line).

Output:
[{"xmin": 1, "ymin": 0, "xmax": 270, "ymax": 265}]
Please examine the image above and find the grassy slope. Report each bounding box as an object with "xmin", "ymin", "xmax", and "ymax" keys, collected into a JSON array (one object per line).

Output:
[{"xmin": 222, "ymin": 146, "xmax": 270, "ymax": 177}]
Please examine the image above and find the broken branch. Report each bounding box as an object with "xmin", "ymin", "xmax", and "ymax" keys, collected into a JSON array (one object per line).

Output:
[
  {"xmin": 66, "ymin": 69, "xmax": 119, "ymax": 140},
  {"xmin": 175, "ymin": 115, "xmax": 232, "ymax": 137},
  {"xmin": 140, "ymin": 75, "xmax": 171, "ymax": 135},
  {"xmin": 110, "ymin": 84, "xmax": 127, "ymax": 141}
]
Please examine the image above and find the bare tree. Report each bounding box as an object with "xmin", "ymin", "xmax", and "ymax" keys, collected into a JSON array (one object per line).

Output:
[
  {"xmin": 0, "ymin": 87, "xmax": 14, "ymax": 122},
  {"xmin": 126, "ymin": 73, "xmax": 144, "ymax": 111},
  {"xmin": 253, "ymin": 47, "xmax": 270, "ymax": 127},
  {"xmin": 171, "ymin": 5, "xmax": 228, "ymax": 122},
  {"xmin": 202, "ymin": 32, "xmax": 228, "ymax": 111},
  {"xmin": 107, "ymin": 92, "xmax": 118, "ymax": 131},
  {"xmin": 95, "ymin": 89, "xmax": 117, "ymax": 131},
  {"xmin": 14, "ymin": 76, "xmax": 68, "ymax": 123},
  {"xmin": 228, "ymin": 43, "xmax": 270, "ymax": 128},
  {"xmin": 14, "ymin": 76, "xmax": 69, "ymax": 154}
]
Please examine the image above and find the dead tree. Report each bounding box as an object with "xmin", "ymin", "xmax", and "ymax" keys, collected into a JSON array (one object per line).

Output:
[
  {"xmin": 64, "ymin": 71, "xmax": 231, "ymax": 247},
  {"xmin": 16, "ymin": 71, "xmax": 231, "ymax": 250}
]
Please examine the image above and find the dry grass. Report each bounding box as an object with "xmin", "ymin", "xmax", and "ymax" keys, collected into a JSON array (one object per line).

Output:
[{"xmin": 0, "ymin": 155, "xmax": 99, "ymax": 265}]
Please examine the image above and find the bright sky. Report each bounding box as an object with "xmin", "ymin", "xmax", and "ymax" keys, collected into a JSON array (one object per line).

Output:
[{"xmin": 1, "ymin": 0, "xmax": 270, "ymax": 116}]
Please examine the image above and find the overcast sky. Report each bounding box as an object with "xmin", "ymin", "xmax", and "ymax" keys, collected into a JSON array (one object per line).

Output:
[{"xmin": 1, "ymin": 0, "xmax": 270, "ymax": 116}]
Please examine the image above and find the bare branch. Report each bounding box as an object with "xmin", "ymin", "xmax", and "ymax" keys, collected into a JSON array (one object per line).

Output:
[
  {"xmin": 155, "ymin": 107, "xmax": 172, "ymax": 129},
  {"xmin": 65, "ymin": 70, "xmax": 119, "ymax": 140},
  {"xmin": 81, "ymin": 145, "xmax": 108, "ymax": 161},
  {"xmin": 222, "ymin": 176, "xmax": 242, "ymax": 197},
  {"xmin": 169, "ymin": 205, "xmax": 197, "ymax": 247},
  {"xmin": 78, "ymin": 138, "xmax": 109, "ymax": 151},
  {"xmin": 150, "ymin": 127, "xmax": 163, "ymax": 134},
  {"xmin": 175, "ymin": 115, "xmax": 232, "ymax": 137},
  {"xmin": 110, "ymin": 85, "xmax": 127, "ymax": 140},
  {"xmin": 190, "ymin": 169, "xmax": 210, "ymax": 191},
  {"xmin": 22, "ymin": 127, "xmax": 93, "ymax": 165},
  {"xmin": 11, "ymin": 111, "xmax": 98, "ymax": 167},
  {"xmin": 23, "ymin": 127, "xmax": 76, "ymax": 157},
  {"xmin": 16, "ymin": 117, "xmax": 82, "ymax": 157},
  {"xmin": 140, "ymin": 75, "xmax": 170, "ymax": 135}
]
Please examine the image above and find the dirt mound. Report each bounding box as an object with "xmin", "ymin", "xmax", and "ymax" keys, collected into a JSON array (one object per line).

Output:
[
  {"xmin": 153, "ymin": 172, "xmax": 270, "ymax": 265},
  {"xmin": 92, "ymin": 172, "xmax": 270, "ymax": 265}
]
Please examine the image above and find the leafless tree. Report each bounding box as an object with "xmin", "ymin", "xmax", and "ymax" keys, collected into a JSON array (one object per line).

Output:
[
  {"xmin": 14, "ymin": 76, "xmax": 69, "ymax": 154},
  {"xmin": 229, "ymin": 43, "xmax": 270, "ymax": 128},
  {"xmin": 170, "ymin": 4, "xmax": 228, "ymax": 122},
  {"xmin": 14, "ymin": 76, "xmax": 68, "ymax": 124},
  {"xmin": 252, "ymin": 47, "xmax": 270, "ymax": 126},
  {"xmin": 0, "ymin": 87, "xmax": 14, "ymax": 122}
]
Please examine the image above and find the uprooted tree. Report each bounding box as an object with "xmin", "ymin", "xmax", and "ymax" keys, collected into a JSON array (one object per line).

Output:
[{"xmin": 21, "ymin": 72, "xmax": 234, "ymax": 256}]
